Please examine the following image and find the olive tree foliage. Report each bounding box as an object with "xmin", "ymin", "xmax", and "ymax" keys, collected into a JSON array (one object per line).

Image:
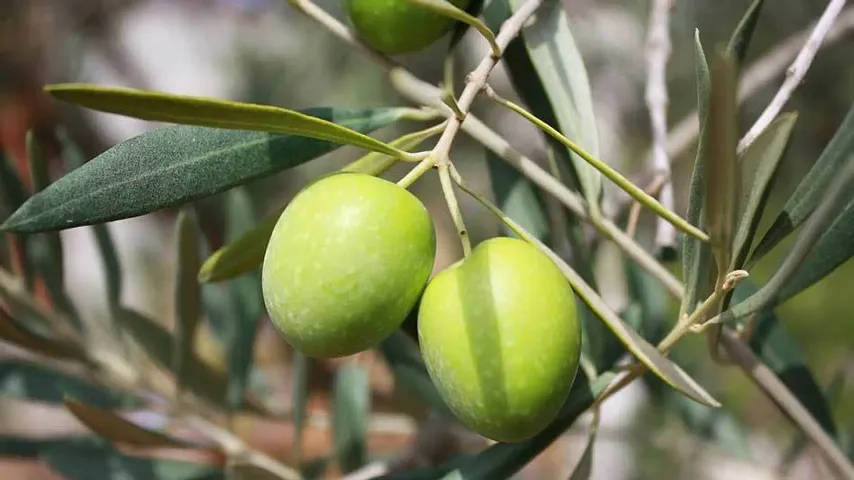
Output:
[{"xmin": 1, "ymin": 0, "xmax": 854, "ymax": 478}]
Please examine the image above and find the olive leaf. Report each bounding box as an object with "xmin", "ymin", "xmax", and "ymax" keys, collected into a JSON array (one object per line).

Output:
[
  {"xmin": 749, "ymin": 100, "xmax": 854, "ymax": 266},
  {"xmin": 726, "ymin": 0, "xmax": 766, "ymax": 69},
  {"xmin": 2, "ymin": 109, "xmax": 405, "ymax": 234},
  {"xmin": 64, "ymin": 398, "xmax": 195, "ymax": 448},
  {"xmin": 483, "ymin": 0, "xmax": 602, "ymax": 216},
  {"xmin": 0, "ymin": 360, "xmax": 134, "ymax": 408},
  {"xmin": 333, "ymin": 363, "xmax": 370, "ymax": 473},
  {"xmin": 42, "ymin": 443, "xmax": 223, "ymax": 480},
  {"xmin": 45, "ymin": 84, "xmax": 411, "ymax": 158},
  {"xmin": 173, "ymin": 210, "xmax": 203, "ymax": 394}
]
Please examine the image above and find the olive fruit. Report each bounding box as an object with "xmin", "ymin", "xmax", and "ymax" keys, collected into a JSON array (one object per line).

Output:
[
  {"xmin": 417, "ymin": 237, "xmax": 582, "ymax": 442},
  {"xmin": 344, "ymin": 0, "xmax": 471, "ymax": 55},
  {"xmin": 261, "ymin": 173, "xmax": 436, "ymax": 358}
]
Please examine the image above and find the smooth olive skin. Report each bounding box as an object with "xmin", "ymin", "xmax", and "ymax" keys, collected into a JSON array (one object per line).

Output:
[
  {"xmin": 262, "ymin": 173, "xmax": 436, "ymax": 358},
  {"xmin": 418, "ymin": 237, "xmax": 582, "ymax": 442},
  {"xmin": 344, "ymin": 0, "xmax": 471, "ymax": 55}
]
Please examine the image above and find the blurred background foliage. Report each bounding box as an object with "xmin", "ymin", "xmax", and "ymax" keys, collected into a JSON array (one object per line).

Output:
[{"xmin": 1, "ymin": 0, "xmax": 853, "ymax": 478}]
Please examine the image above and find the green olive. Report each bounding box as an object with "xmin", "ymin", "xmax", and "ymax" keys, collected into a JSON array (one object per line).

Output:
[
  {"xmin": 262, "ymin": 173, "xmax": 436, "ymax": 358},
  {"xmin": 344, "ymin": 0, "xmax": 471, "ymax": 55},
  {"xmin": 418, "ymin": 237, "xmax": 582, "ymax": 442}
]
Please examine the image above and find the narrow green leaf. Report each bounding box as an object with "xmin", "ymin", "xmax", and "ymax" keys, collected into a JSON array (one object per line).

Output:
[
  {"xmin": 64, "ymin": 398, "xmax": 192, "ymax": 448},
  {"xmin": 733, "ymin": 281, "xmax": 839, "ymax": 439},
  {"xmin": 118, "ymin": 307, "xmax": 267, "ymax": 415},
  {"xmin": 57, "ymin": 129, "xmax": 123, "ymax": 309},
  {"xmin": 42, "ymin": 443, "xmax": 223, "ymax": 480},
  {"xmin": 0, "ymin": 309, "xmax": 87, "ymax": 361},
  {"xmin": 0, "ymin": 360, "xmax": 134, "ymax": 408},
  {"xmin": 781, "ymin": 368, "xmax": 847, "ymax": 468},
  {"xmin": 483, "ymin": 0, "xmax": 602, "ymax": 215},
  {"xmin": 173, "ymin": 210, "xmax": 203, "ymax": 393},
  {"xmin": 2, "ymin": 109, "xmax": 404, "ymax": 234},
  {"xmin": 704, "ymin": 50, "xmax": 739, "ymax": 279},
  {"xmin": 681, "ymin": 30, "xmax": 711, "ymax": 317},
  {"xmin": 722, "ymin": 158, "xmax": 854, "ymax": 321},
  {"xmin": 0, "ymin": 154, "xmax": 34, "ymax": 291},
  {"xmin": 291, "ymin": 351, "xmax": 310, "ymax": 463},
  {"xmin": 0, "ymin": 436, "xmax": 99, "ymax": 459},
  {"xmin": 381, "ymin": 372, "xmax": 613, "ymax": 480},
  {"xmin": 46, "ymin": 84, "xmax": 411, "ymax": 159},
  {"xmin": 726, "ymin": 0, "xmax": 766, "ymax": 69},
  {"xmin": 730, "ymin": 113, "xmax": 797, "ymax": 271},
  {"xmin": 227, "ymin": 462, "xmax": 281, "ymax": 480},
  {"xmin": 775, "ymin": 198, "xmax": 854, "ymax": 304},
  {"xmin": 333, "ymin": 363, "xmax": 370, "ymax": 474},
  {"xmin": 750, "ymin": 101, "xmax": 854, "ymax": 266}
]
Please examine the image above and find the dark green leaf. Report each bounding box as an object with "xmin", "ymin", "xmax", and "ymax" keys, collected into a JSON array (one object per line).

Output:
[
  {"xmin": 380, "ymin": 372, "xmax": 613, "ymax": 480},
  {"xmin": 64, "ymin": 398, "xmax": 192, "ymax": 448},
  {"xmin": 227, "ymin": 462, "xmax": 281, "ymax": 480},
  {"xmin": 118, "ymin": 307, "xmax": 268, "ymax": 415},
  {"xmin": 483, "ymin": 0, "xmax": 602, "ymax": 214},
  {"xmin": 173, "ymin": 210, "xmax": 203, "ymax": 392},
  {"xmin": 42, "ymin": 443, "xmax": 223, "ymax": 480},
  {"xmin": 333, "ymin": 363, "xmax": 369, "ymax": 474},
  {"xmin": 0, "ymin": 360, "xmax": 133, "ymax": 408},
  {"xmin": 725, "ymin": 0, "xmax": 766, "ymax": 69},
  {"xmin": 781, "ymin": 367, "xmax": 847, "ymax": 468},
  {"xmin": 734, "ymin": 280, "xmax": 838, "ymax": 439},
  {"xmin": 749, "ymin": 100, "xmax": 854, "ymax": 266},
  {"xmin": 704, "ymin": 50, "xmax": 739, "ymax": 279},
  {"xmin": 2, "ymin": 109, "xmax": 404, "ymax": 234},
  {"xmin": 57, "ymin": 129, "xmax": 124, "ymax": 309},
  {"xmin": 0, "ymin": 153, "xmax": 34, "ymax": 291},
  {"xmin": 730, "ymin": 113, "xmax": 797, "ymax": 271},
  {"xmin": 0, "ymin": 435, "xmax": 100, "ymax": 459},
  {"xmin": 775, "ymin": 198, "xmax": 854, "ymax": 304},
  {"xmin": 681, "ymin": 29, "xmax": 714, "ymax": 317},
  {"xmin": 46, "ymin": 84, "xmax": 408, "ymax": 158}
]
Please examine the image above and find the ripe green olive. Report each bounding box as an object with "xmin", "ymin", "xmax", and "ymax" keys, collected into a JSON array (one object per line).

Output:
[
  {"xmin": 261, "ymin": 173, "xmax": 436, "ymax": 358},
  {"xmin": 417, "ymin": 237, "xmax": 582, "ymax": 442},
  {"xmin": 344, "ymin": 0, "xmax": 471, "ymax": 55}
]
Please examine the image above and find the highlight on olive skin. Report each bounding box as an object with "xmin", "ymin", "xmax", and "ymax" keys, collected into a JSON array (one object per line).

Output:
[
  {"xmin": 261, "ymin": 173, "xmax": 437, "ymax": 358},
  {"xmin": 417, "ymin": 237, "xmax": 582, "ymax": 442},
  {"xmin": 343, "ymin": 0, "xmax": 472, "ymax": 55}
]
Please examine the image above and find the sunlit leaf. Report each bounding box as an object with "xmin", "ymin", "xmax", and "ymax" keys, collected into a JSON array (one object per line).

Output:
[
  {"xmin": 2, "ymin": 109, "xmax": 405, "ymax": 234},
  {"xmin": 64, "ymin": 399, "xmax": 192, "ymax": 448},
  {"xmin": 0, "ymin": 360, "xmax": 134, "ymax": 408},
  {"xmin": 46, "ymin": 84, "xmax": 410, "ymax": 158},
  {"xmin": 483, "ymin": 0, "xmax": 602, "ymax": 215},
  {"xmin": 333, "ymin": 363, "xmax": 369, "ymax": 473},
  {"xmin": 749, "ymin": 100, "xmax": 854, "ymax": 266}
]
